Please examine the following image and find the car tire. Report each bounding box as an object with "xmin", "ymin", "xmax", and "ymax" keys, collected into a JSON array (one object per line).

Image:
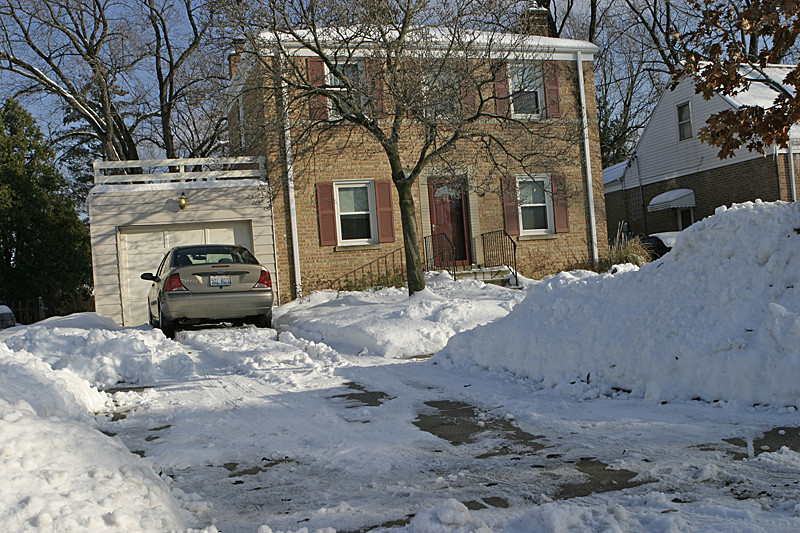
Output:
[
  {"xmin": 253, "ymin": 310, "xmax": 272, "ymax": 329},
  {"xmin": 159, "ymin": 305, "xmax": 176, "ymax": 339}
]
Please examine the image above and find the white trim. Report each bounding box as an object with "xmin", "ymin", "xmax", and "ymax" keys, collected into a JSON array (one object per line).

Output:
[
  {"xmin": 516, "ymin": 174, "xmax": 554, "ymax": 235},
  {"xmin": 333, "ymin": 179, "xmax": 378, "ymax": 245},
  {"xmin": 576, "ymin": 50, "xmax": 599, "ymax": 264}
]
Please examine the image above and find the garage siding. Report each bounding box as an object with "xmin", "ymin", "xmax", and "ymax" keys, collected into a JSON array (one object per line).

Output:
[{"xmin": 88, "ymin": 181, "xmax": 277, "ymax": 326}]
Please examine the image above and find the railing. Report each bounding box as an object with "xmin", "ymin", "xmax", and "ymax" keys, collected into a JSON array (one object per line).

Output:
[
  {"xmin": 328, "ymin": 247, "xmax": 406, "ymax": 291},
  {"xmin": 481, "ymin": 230, "xmax": 518, "ymax": 286},
  {"xmin": 7, "ymin": 297, "xmax": 47, "ymax": 325},
  {"xmin": 423, "ymin": 233, "xmax": 456, "ymax": 277},
  {"xmin": 92, "ymin": 156, "xmax": 265, "ymax": 185}
]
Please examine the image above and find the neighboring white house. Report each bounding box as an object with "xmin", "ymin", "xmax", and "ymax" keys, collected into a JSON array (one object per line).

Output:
[
  {"xmin": 604, "ymin": 65, "xmax": 799, "ymax": 237},
  {"xmin": 87, "ymin": 157, "xmax": 278, "ymax": 327}
]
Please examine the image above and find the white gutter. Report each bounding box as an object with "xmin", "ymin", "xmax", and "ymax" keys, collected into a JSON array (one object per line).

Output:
[
  {"xmin": 576, "ymin": 50, "xmax": 599, "ymax": 265},
  {"xmin": 279, "ymin": 63, "xmax": 303, "ymax": 298}
]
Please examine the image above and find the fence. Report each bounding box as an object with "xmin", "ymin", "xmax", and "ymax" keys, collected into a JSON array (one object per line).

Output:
[
  {"xmin": 7, "ymin": 297, "xmax": 47, "ymax": 325},
  {"xmin": 481, "ymin": 230, "xmax": 518, "ymax": 286},
  {"xmin": 328, "ymin": 247, "xmax": 407, "ymax": 291},
  {"xmin": 423, "ymin": 233, "xmax": 456, "ymax": 277}
]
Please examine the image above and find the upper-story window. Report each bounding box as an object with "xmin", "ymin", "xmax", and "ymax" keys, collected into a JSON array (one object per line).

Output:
[
  {"xmin": 677, "ymin": 102, "xmax": 693, "ymax": 141},
  {"xmin": 328, "ymin": 62, "xmax": 366, "ymax": 118},
  {"xmin": 509, "ymin": 63, "xmax": 544, "ymax": 118}
]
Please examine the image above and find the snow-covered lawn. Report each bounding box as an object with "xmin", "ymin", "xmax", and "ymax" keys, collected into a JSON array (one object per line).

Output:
[{"xmin": 2, "ymin": 200, "xmax": 800, "ymax": 532}]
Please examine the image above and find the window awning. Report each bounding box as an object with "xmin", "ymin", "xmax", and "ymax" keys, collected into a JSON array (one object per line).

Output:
[{"xmin": 648, "ymin": 189, "xmax": 695, "ymax": 212}]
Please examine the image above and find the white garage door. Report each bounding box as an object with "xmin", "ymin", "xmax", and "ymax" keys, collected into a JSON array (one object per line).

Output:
[{"xmin": 119, "ymin": 222, "xmax": 254, "ymax": 326}]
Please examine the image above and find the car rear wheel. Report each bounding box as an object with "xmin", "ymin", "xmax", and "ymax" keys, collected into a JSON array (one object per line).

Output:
[
  {"xmin": 253, "ymin": 310, "xmax": 272, "ymax": 329},
  {"xmin": 159, "ymin": 305, "xmax": 176, "ymax": 339}
]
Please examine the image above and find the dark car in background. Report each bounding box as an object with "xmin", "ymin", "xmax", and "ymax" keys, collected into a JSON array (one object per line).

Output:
[
  {"xmin": 141, "ymin": 245, "xmax": 274, "ymax": 338},
  {"xmin": 640, "ymin": 231, "xmax": 681, "ymax": 259}
]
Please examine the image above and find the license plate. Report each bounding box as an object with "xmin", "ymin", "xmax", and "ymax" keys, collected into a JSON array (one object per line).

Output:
[{"xmin": 210, "ymin": 275, "xmax": 231, "ymax": 286}]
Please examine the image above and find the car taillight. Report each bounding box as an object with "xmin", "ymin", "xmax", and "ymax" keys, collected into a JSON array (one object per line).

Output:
[
  {"xmin": 254, "ymin": 269, "xmax": 271, "ymax": 289},
  {"xmin": 165, "ymin": 272, "xmax": 188, "ymax": 292}
]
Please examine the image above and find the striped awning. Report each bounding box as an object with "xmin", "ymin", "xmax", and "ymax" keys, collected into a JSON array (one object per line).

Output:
[{"xmin": 648, "ymin": 189, "xmax": 695, "ymax": 212}]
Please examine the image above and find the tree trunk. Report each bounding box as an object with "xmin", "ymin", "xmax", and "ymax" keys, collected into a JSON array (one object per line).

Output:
[{"xmin": 394, "ymin": 177, "xmax": 426, "ymax": 295}]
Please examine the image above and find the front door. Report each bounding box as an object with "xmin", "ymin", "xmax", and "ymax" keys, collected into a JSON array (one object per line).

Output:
[{"xmin": 428, "ymin": 180, "xmax": 471, "ymax": 266}]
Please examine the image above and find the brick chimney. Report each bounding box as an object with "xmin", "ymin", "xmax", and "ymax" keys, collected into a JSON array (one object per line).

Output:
[
  {"xmin": 228, "ymin": 38, "xmax": 246, "ymax": 80},
  {"xmin": 517, "ymin": 3, "xmax": 553, "ymax": 37}
]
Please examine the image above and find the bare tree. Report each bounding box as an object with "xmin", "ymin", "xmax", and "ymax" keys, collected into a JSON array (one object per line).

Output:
[
  {"xmin": 225, "ymin": 0, "xmax": 584, "ymax": 295},
  {"xmin": 0, "ymin": 0, "xmax": 227, "ymax": 161}
]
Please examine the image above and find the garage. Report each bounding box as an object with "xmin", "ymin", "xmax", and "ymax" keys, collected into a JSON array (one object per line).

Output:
[
  {"xmin": 88, "ymin": 157, "xmax": 277, "ymax": 326},
  {"xmin": 119, "ymin": 222, "xmax": 255, "ymax": 326}
]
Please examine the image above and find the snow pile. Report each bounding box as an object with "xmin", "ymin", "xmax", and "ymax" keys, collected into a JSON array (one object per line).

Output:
[
  {"xmin": 439, "ymin": 201, "xmax": 800, "ymax": 406},
  {"xmin": 0, "ymin": 340, "xmax": 190, "ymax": 530},
  {"xmin": 0, "ymin": 312, "xmax": 196, "ymax": 388},
  {"xmin": 275, "ymin": 276, "xmax": 524, "ymax": 358},
  {"xmin": 403, "ymin": 499, "xmax": 491, "ymax": 533}
]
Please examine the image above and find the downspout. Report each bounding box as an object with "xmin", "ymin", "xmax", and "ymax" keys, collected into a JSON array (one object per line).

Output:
[
  {"xmin": 576, "ymin": 50, "xmax": 599, "ymax": 265},
  {"xmin": 788, "ymin": 140, "xmax": 797, "ymax": 202},
  {"xmin": 278, "ymin": 58, "xmax": 303, "ymax": 298}
]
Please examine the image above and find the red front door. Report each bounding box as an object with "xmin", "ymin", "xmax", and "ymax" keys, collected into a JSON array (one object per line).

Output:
[{"xmin": 428, "ymin": 180, "xmax": 471, "ymax": 266}]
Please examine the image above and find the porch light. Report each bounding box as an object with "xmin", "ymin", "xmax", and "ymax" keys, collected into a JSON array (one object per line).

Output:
[{"xmin": 179, "ymin": 192, "xmax": 187, "ymax": 210}]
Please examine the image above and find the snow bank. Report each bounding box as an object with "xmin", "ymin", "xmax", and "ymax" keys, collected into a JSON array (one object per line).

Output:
[
  {"xmin": 275, "ymin": 275, "xmax": 523, "ymax": 358},
  {"xmin": 0, "ymin": 312, "xmax": 196, "ymax": 388},
  {"xmin": 439, "ymin": 201, "xmax": 800, "ymax": 406},
  {"xmin": 0, "ymin": 317, "xmax": 196, "ymax": 531}
]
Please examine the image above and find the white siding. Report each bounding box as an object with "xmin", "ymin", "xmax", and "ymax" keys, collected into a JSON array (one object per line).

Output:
[
  {"xmin": 621, "ymin": 78, "xmax": 765, "ymax": 190},
  {"xmin": 88, "ymin": 181, "xmax": 276, "ymax": 326}
]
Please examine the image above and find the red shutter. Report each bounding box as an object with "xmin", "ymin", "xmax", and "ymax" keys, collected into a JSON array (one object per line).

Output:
[
  {"xmin": 461, "ymin": 77, "xmax": 477, "ymax": 116},
  {"xmin": 307, "ymin": 57, "xmax": 328, "ymax": 121},
  {"xmin": 544, "ymin": 61, "xmax": 561, "ymax": 119},
  {"xmin": 376, "ymin": 181, "xmax": 395, "ymax": 242},
  {"xmin": 501, "ymin": 176, "xmax": 519, "ymax": 235},
  {"xmin": 366, "ymin": 58, "xmax": 385, "ymax": 118},
  {"xmin": 552, "ymin": 173, "xmax": 570, "ymax": 233},
  {"xmin": 493, "ymin": 61, "xmax": 510, "ymax": 118},
  {"xmin": 316, "ymin": 182, "xmax": 337, "ymax": 245}
]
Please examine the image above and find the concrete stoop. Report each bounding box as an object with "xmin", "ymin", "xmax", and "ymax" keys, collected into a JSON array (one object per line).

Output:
[{"xmin": 452, "ymin": 265, "xmax": 520, "ymax": 288}]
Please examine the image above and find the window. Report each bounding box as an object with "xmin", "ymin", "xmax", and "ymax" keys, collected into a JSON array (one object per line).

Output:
[
  {"xmin": 509, "ymin": 63, "xmax": 544, "ymax": 117},
  {"xmin": 328, "ymin": 62, "xmax": 366, "ymax": 118},
  {"xmin": 335, "ymin": 180, "xmax": 376, "ymax": 244},
  {"xmin": 677, "ymin": 102, "xmax": 692, "ymax": 140},
  {"xmin": 517, "ymin": 176, "xmax": 553, "ymax": 234}
]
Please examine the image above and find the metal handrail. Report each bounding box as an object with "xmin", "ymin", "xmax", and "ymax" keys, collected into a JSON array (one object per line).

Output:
[
  {"xmin": 328, "ymin": 247, "xmax": 406, "ymax": 291},
  {"xmin": 423, "ymin": 233, "xmax": 456, "ymax": 277},
  {"xmin": 481, "ymin": 230, "xmax": 518, "ymax": 286}
]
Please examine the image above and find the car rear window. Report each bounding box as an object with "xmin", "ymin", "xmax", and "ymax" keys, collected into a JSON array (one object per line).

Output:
[{"xmin": 172, "ymin": 246, "xmax": 259, "ymax": 266}]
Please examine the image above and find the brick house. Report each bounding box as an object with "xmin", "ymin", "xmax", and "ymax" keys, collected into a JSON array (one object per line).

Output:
[
  {"xmin": 604, "ymin": 66, "xmax": 799, "ymax": 238},
  {"xmin": 228, "ymin": 17, "xmax": 606, "ymax": 301}
]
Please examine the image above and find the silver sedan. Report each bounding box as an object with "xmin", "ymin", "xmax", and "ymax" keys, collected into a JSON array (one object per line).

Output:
[{"xmin": 141, "ymin": 244, "xmax": 274, "ymax": 338}]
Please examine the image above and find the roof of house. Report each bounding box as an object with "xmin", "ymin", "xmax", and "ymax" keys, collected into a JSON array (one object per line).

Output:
[{"xmin": 602, "ymin": 160, "xmax": 628, "ymax": 185}]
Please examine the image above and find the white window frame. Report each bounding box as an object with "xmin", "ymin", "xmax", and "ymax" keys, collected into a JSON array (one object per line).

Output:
[
  {"xmin": 327, "ymin": 61, "xmax": 366, "ymax": 119},
  {"xmin": 334, "ymin": 179, "xmax": 377, "ymax": 245},
  {"xmin": 677, "ymin": 102, "xmax": 693, "ymax": 141},
  {"xmin": 509, "ymin": 63, "xmax": 545, "ymax": 119},
  {"xmin": 517, "ymin": 174, "xmax": 554, "ymax": 235}
]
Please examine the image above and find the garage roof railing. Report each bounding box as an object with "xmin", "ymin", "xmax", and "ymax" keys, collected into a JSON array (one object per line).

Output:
[{"xmin": 92, "ymin": 156, "xmax": 265, "ymax": 185}]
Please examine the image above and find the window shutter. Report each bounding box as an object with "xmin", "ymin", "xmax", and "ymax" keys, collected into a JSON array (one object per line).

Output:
[
  {"xmin": 493, "ymin": 61, "xmax": 510, "ymax": 118},
  {"xmin": 307, "ymin": 57, "xmax": 328, "ymax": 121},
  {"xmin": 501, "ymin": 176, "xmax": 519, "ymax": 235},
  {"xmin": 375, "ymin": 181, "xmax": 395, "ymax": 242},
  {"xmin": 316, "ymin": 182, "xmax": 337, "ymax": 245},
  {"xmin": 544, "ymin": 61, "xmax": 561, "ymax": 118},
  {"xmin": 552, "ymin": 173, "xmax": 570, "ymax": 233},
  {"xmin": 366, "ymin": 58, "xmax": 386, "ymax": 118},
  {"xmin": 461, "ymin": 78, "xmax": 477, "ymax": 116}
]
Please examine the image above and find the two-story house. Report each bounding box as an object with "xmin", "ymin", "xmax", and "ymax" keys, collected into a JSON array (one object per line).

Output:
[
  {"xmin": 605, "ymin": 65, "xmax": 799, "ymax": 238},
  {"xmin": 228, "ymin": 11, "xmax": 607, "ymax": 301}
]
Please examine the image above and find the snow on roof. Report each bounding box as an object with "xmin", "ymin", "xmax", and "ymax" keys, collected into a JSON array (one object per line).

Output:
[{"xmin": 602, "ymin": 160, "xmax": 628, "ymax": 185}]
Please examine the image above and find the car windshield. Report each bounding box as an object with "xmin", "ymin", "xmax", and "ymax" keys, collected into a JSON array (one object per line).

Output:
[{"xmin": 172, "ymin": 246, "xmax": 258, "ymax": 267}]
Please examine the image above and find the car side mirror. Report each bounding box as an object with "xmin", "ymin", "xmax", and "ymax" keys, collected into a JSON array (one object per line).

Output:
[{"xmin": 141, "ymin": 273, "xmax": 159, "ymax": 282}]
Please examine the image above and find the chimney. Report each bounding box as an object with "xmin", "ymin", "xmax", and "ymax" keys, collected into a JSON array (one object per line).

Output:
[
  {"xmin": 228, "ymin": 38, "xmax": 246, "ymax": 80},
  {"xmin": 518, "ymin": 3, "xmax": 553, "ymax": 37}
]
